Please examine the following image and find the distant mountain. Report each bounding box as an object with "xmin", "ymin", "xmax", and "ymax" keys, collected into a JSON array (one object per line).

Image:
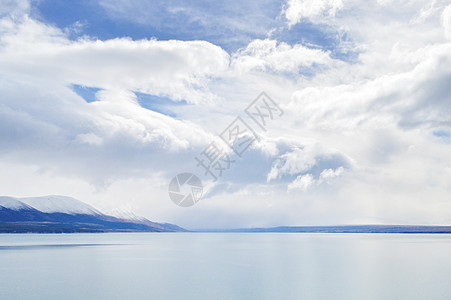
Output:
[
  {"xmin": 0, "ymin": 196, "xmax": 186, "ymax": 233},
  {"xmin": 216, "ymin": 225, "xmax": 451, "ymax": 234}
]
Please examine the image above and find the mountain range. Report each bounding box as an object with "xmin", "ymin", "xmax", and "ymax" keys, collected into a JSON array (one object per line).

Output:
[
  {"xmin": 0, "ymin": 195, "xmax": 186, "ymax": 233},
  {"xmin": 3, "ymin": 195, "xmax": 451, "ymax": 234},
  {"xmin": 216, "ymin": 225, "xmax": 451, "ymax": 234}
]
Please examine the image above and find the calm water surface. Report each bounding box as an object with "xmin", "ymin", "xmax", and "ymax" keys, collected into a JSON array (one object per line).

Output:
[{"xmin": 1, "ymin": 233, "xmax": 451, "ymax": 299}]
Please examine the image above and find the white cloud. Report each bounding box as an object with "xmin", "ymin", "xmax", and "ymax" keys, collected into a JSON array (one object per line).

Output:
[
  {"xmin": 442, "ymin": 4, "xmax": 451, "ymax": 39},
  {"xmin": 0, "ymin": 8, "xmax": 234, "ymax": 187},
  {"xmin": 0, "ymin": 0, "xmax": 29, "ymax": 18},
  {"xmin": 284, "ymin": 0, "xmax": 344, "ymax": 26},
  {"xmin": 287, "ymin": 173, "xmax": 315, "ymax": 192},
  {"xmin": 319, "ymin": 166, "xmax": 344, "ymax": 183},
  {"xmin": 231, "ymin": 39, "xmax": 335, "ymax": 74},
  {"xmin": 266, "ymin": 142, "xmax": 351, "ymax": 182},
  {"xmin": 0, "ymin": 16, "xmax": 229, "ymax": 104}
]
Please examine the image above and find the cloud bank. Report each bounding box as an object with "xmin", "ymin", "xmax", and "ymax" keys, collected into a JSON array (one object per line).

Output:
[{"xmin": 0, "ymin": 0, "xmax": 450, "ymax": 228}]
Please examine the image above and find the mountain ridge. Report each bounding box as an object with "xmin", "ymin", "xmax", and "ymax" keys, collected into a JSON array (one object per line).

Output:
[{"xmin": 0, "ymin": 195, "xmax": 186, "ymax": 233}]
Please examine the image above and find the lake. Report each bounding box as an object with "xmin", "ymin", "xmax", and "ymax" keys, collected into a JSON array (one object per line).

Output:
[{"xmin": 1, "ymin": 233, "xmax": 451, "ymax": 299}]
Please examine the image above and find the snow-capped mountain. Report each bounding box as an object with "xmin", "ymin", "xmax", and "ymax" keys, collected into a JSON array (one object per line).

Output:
[
  {"xmin": 19, "ymin": 195, "xmax": 101, "ymax": 215},
  {"xmin": 0, "ymin": 196, "xmax": 34, "ymax": 211},
  {"xmin": 0, "ymin": 195, "xmax": 186, "ymax": 233}
]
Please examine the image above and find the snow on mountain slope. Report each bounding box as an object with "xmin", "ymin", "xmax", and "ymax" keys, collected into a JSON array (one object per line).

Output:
[
  {"xmin": 0, "ymin": 196, "xmax": 33, "ymax": 210},
  {"xmin": 19, "ymin": 195, "xmax": 101, "ymax": 215},
  {"xmin": 106, "ymin": 208, "xmax": 147, "ymax": 221}
]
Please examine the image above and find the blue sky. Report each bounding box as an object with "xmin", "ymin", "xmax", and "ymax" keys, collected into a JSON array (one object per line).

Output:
[
  {"xmin": 34, "ymin": 0, "xmax": 282, "ymax": 51},
  {"xmin": 34, "ymin": 0, "xmax": 349, "ymax": 55},
  {"xmin": 1, "ymin": 0, "xmax": 451, "ymax": 229}
]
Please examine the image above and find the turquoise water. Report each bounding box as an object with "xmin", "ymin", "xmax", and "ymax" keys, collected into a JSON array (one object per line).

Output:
[{"xmin": 1, "ymin": 233, "xmax": 451, "ymax": 299}]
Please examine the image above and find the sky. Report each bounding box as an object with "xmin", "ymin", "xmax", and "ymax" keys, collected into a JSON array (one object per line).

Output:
[{"xmin": 1, "ymin": 0, "xmax": 451, "ymax": 229}]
